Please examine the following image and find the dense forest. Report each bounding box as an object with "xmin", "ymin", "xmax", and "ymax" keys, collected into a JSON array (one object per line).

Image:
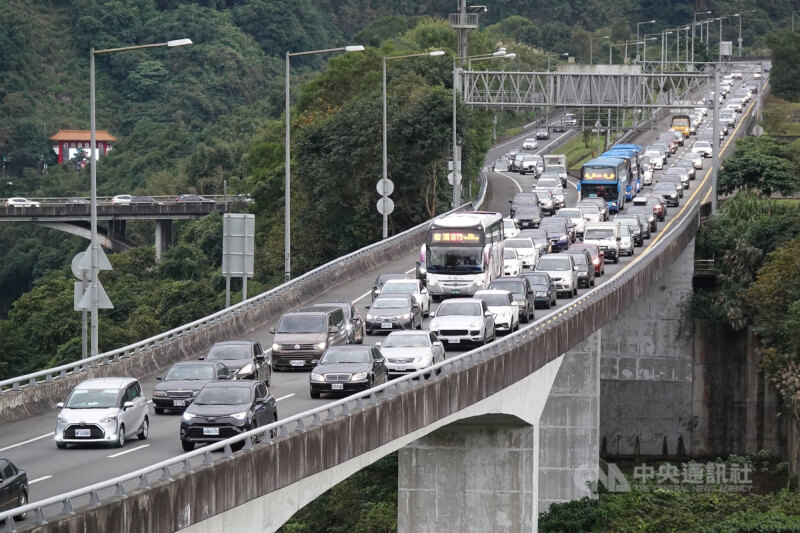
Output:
[{"xmin": 0, "ymin": 0, "xmax": 795, "ymax": 378}]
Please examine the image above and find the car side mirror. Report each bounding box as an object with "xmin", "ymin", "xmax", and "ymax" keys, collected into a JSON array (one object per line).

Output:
[
  {"xmin": 123, "ymin": 401, "xmax": 134, "ymax": 410},
  {"xmin": 365, "ymin": 305, "xmax": 371, "ymax": 309},
  {"xmin": 156, "ymin": 376, "xmax": 163, "ymax": 381},
  {"xmin": 433, "ymin": 341, "xmax": 442, "ymax": 346},
  {"xmin": 198, "ymin": 356, "xmax": 205, "ymax": 361},
  {"xmin": 375, "ymin": 342, "xmax": 382, "ymax": 347},
  {"xmin": 256, "ymin": 354, "xmax": 265, "ymax": 361},
  {"xmin": 329, "ymin": 326, "xmax": 339, "ymax": 334},
  {"xmin": 269, "ymin": 327, "xmax": 276, "ymax": 334},
  {"xmin": 57, "ymin": 402, "xmax": 64, "ymax": 408},
  {"xmin": 616, "ymin": 237, "xmax": 621, "ymax": 242},
  {"xmin": 484, "ymin": 310, "xmax": 492, "ymax": 316}
]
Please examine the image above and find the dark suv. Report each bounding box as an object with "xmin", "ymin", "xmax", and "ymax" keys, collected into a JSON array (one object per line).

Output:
[
  {"xmin": 487, "ymin": 277, "xmax": 535, "ymax": 323},
  {"xmin": 316, "ymin": 301, "xmax": 365, "ymax": 344},
  {"xmin": 509, "ymin": 192, "xmax": 540, "ymax": 219},
  {"xmin": 562, "ymin": 249, "xmax": 596, "ymax": 288}
]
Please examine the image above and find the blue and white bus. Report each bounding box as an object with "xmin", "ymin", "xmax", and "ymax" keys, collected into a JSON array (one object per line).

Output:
[
  {"xmin": 578, "ymin": 157, "xmax": 628, "ymax": 213},
  {"xmin": 419, "ymin": 211, "xmax": 505, "ymax": 299},
  {"xmin": 602, "ymin": 149, "xmax": 638, "ymax": 200}
]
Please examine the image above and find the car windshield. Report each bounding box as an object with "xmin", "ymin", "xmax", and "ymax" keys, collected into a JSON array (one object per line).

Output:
[
  {"xmin": 320, "ymin": 348, "xmax": 371, "ymax": 364},
  {"xmin": 66, "ymin": 388, "xmax": 120, "ymax": 409},
  {"xmin": 276, "ymin": 315, "xmax": 326, "ymax": 333},
  {"xmin": 579, "ymin": 206, "xmax": 600, "ymax": 215},
  {"xmin": 505, "ymin": 239, "xmax": 533, "ymax": 249},
  {"xmin": 558, "ymin": 209, "xmax": 581, "ymax": 218},
  {"xmin": 523, "ymin": 273, "xmax": 549, "ymax": 285},
  {"xmin": 585, "ymin": 228, "xmax": 615, "ymax": 240},
  {"xmin": 537, "ymin": 257, "xmax": 570, "ymax": 271},
  {"xmin": 206, "ymin": 344, "xmax": 249, "ymax": 361},
  {"xmin": 371, "ymin": 298, "xmax": 409, "ymax": 309},
  {"xmin": 437, "ymin": 302, "xmax": 482, "ymax": 316},
  {"xmin": 376, "ymin": 274, "xmax": 405, "ymax": 287},
  {"xmin": 503, "ymin": 249, "xmax": 518, "ymax": 260},
  {"xmin": 476, "ymin": 293, "xmax": 512, "ymax": 307},
  {"xmin": 489, "ymin": 280, "xmax": 524, "ymax": 294},
  {"xmin": 567, "ymin": 254, "xmax": 588, "ymax": 265},
  {"xmin": 194, "ymin": 386, "xmax": 251, "ymax": 405},
  {"xmin": 165, "ymin": 365, "xmax": 216, "ymax": 381},
  {"xmin": 382, "ymin": 281, "xmax": 418, "ymax": 294},
  {"xmin": 654, "ymin": 184, "xmax": 676, "ymax": 193},
  {"xmin": 550, "ymin": 165, "xmax": 566, "ymax": 173},
  {"xmin": 382, "ymin": 334, "xmax": 430, "ymax": 348},
  {"xmin": 513, "ymin": 194, "xmax": 538, "ymax": 204}
]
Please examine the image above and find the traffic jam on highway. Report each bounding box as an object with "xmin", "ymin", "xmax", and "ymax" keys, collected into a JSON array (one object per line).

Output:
[{"xmin": 0, "ymin": 67, "xmax": 764, "ymax": 519}]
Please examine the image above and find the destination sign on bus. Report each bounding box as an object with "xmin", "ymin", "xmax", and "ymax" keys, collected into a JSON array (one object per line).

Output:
[
  {"xmin": 582, "ymin": 168, "xmax": 616, "ymax": 181},
  {"xmin": 430, "ymin": 230, "xmax": 483, "ymax": 244}
]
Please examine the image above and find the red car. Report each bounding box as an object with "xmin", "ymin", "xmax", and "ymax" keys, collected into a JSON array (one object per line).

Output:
[{"xmin": 569, "ymin": 243, "xmax": 604, "ymax": 276}]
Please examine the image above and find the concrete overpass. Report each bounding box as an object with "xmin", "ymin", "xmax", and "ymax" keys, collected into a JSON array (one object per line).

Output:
[
  {"xmin": 0, "ymin": 197, "xmax": 249, "ymax": 260},
  {"xmin": 0, "ymin": 74, "xmax": 766, "ymax": 532}
]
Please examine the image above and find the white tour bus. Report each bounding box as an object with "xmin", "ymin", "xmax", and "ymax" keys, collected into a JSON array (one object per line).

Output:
[{"xmin": 418, "ymin": 211, "xmax": 504, "ymax": 300}]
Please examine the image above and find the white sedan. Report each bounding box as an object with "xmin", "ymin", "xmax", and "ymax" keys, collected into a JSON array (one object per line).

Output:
[
  {"xmin": 522, "ymin": 138, "xmax": 538, "ymax": 150},
  {"xmin": 379, "ymin": 331, "xmax": 445, "ymax": 377},
  {"xmin": 503, "ymin": 248, "xmax": 523, "ymax": 276},
  {"xmin": 380, "ymin": 279, "xmax": 431, "ymax": 317},
  {"xmin": 5, "ymin": 197, "xmax": 40, "ymax": 207},
  {"xmin": 503, "ymin": 217, "xmax": 520, "ymax": 239},
  {"xmin": 473, "ymin": 289, "xmax": 519, "ymax": 334}
]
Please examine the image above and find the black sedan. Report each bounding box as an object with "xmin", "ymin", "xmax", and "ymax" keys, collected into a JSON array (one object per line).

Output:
[
  {"xmin": 152, "ymin": 361, "xmax": 232, "ymax": 414},
  {"xmin": 0, "ymin": 458, "xmax": 28, "ymax": 521},
  {"xmin": 176, "ymin": 193, "xmax": 214, "ymax": 203},
  {"xmin": 201, "ymin": 340, "xmax": 271, "ymax": 385},
  {"xmin": 179, "ymin": 381, "xmax": 277, "ymax": 452},
  {"xmin": 309, "ymin": 345, "xmax": 389, "ymax": 398},
  {"xmin": 521, "ymin": 272, "xmax": 558, "ymax": 309},
  {"xmin": 364, "ymin": 295, "xmax": 422, "ymax": 334}
]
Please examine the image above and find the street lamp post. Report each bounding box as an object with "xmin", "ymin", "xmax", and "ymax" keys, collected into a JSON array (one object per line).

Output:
[
  {"xmin": 453, "ymin": 50, "xmax": 516, "ymax": 207},
  {"xmin": 547, "ymin": 52, "xmax": 569, "ymax": 72},
  {"xmin": 590, "ymin": 35, "xmax": 610, "ymax": 65},
  {"xmin": 382, "ymin": 50, "xmax": 445, "ymax": 239},
  {"xmin": 89, "ymin": 38, "xmax": 191, "ymax": 358},
  {"xmin": 284, "ymin": 45, "xmax": 365, "ymax": 281},
  {"xmin": 636, "ymin": 19, "xmax": 656, "ymax": 61},
  {"xmin": 717, "ymin": 15, "xmax": 738, "ymax": 63},
  {"xmin": 738, "ymin": 10, "xmax": 755, "ymax": 56},
  {"xmin": 692, "ymin": 10, "xmax": 712, "ymax": 64}
]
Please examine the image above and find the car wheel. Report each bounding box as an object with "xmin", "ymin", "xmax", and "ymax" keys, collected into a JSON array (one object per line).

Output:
[
  {"xmin": 56, "ymin": 442, "xmax": 67, "ymax": 449},
  {"xmin": 15, "ymin": 491, "xmax": 27, "ymax": 521},
  {"xmin": 591, "ymin": 278, "xmax": 595, "ymax": 287},
  {"xmin": 154, "ymin": 407, "xmax": 165, "ymax": 415},
  {"xmin": 116, "ymin": 425, "xmax": 125, "ymax": 448},
  {"xmin": 181, "ymin": 440, "xmax": 195, "ymax": 452},
  {"xmin": 138, "ymin": 416, "xmax": 149, "ymax": 440},
  {"xmin": 310, "ymin": 389, "xmax": 320, "ymax": 399},
  {"xmin": 573, "ymin": 286, "xmax": 578, "ymax": 296},
  {"xmin": 613, "ymin": 256, "xmax": 619, "ymax": 264}
]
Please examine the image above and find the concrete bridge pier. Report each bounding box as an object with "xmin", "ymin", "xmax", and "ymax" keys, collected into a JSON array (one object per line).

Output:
[
  {"xmin": 155, "ymin": 219, "xmax": 173, "ymax": 262},
  {"xmin": 109, "ymin": 219, "xmax": 127, "ymax": 251},
  {"xmin": 398, "ymin": 330, "xmax": 601, "ymax": 532}
]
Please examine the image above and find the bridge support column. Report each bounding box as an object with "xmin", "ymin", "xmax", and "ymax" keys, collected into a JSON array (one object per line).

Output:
[
  {"xmin": 398, "ymin": 414, "xmax": 536, "ymax": 533},
  {"xmin": 155, "ymin": 219, "xmax": 173, "ymax": 263},
  {"xmin": 538, "ymin": 329, "xmax": 601, "ymax": 512},
  {"xmin": 600, "ymin": 239, "xmax": 695, "ymax": 458},
  {"xmin": 109, "ymin": 219, "xmax": 127, "ymax": 251}
]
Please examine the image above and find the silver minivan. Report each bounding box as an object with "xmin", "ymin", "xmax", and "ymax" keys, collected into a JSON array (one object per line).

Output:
[{"xmin": 55, "ymin": 377, "xmax": 149, "ymax": 448}]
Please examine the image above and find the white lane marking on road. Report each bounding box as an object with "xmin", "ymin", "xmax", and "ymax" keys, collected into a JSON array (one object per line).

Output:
[
  {"xmin": 495, "ymin": 171, "xmax": 524, "ymax": 193},
  {"xmin": 275, "ymin": 394, "xmax": 295, "ymax": 402},
  {"xmin": 108, "ymin": 444, "xmax": 150, "ymax": 458},
  {"xmin": 29, "ymin": 475, "xmax": 53, "ymax": 485},
  {"xmin": 0, "ymin": 432, "xmax": 54, "ymax": 452}
]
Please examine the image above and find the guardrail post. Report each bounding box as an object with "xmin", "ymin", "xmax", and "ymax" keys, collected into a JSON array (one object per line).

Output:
[
  {"xmin": 62, "ymin": 497, "xmax": 74, "ymax": 515},
  {"xmin": 160, "ymin": 465, "xmax": 173, "ymax": 482},
  {"xmin": 202, "ymin": 450, "xmax": 213, "ymax": 466},
  {"xmin": 182, "ymin": 458, "xmax": 193, "ymax": 474},
  {"xmin": 115, "ymin": 481, "xmax": 126, "ymax": 498},
  {"xmin": 89, "ymin": 489, "xmax": 101, "ymax": 506}
]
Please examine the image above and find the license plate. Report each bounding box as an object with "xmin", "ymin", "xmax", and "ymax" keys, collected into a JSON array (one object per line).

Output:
[
  {"xmin": 203, "ymin": 427, "xmax": 219, "ymax": 436},
  {"xmin": 75, "ymin": 428, "xmax": 91, "ymax": 437},
  {"xmin": 450, "ymin": 289, "xmax": 460, "ymax": 294},
  {"xmin": 331, "ymin": 383, "xmax": 344, "ymax": 390},
  {"xmin": 173, "ymin": 399, "xmax": 186, "ymax": 407},
  {"xmin": 381, "ymin": 322, "xmax": 393, "ymax": 329},
  {"xmin": 446, "ymin": 337, "xmax": 461, "ymax": 344},
  {"xmin": 290, "ymin": 360, "xmax": 305, "ymax": 367},
  {"xmin": 394, "ymin": 365, "xmax": 407, "ymax": 371}
]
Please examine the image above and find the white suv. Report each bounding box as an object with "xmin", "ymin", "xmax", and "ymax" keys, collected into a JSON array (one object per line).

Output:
[
  {"xmin": 522, "ymin": 138, "xmax": 538, "ymax": 150},
  {"xmin": 535, "ymin": 255, "xmax": 578, "ymax": 298}
]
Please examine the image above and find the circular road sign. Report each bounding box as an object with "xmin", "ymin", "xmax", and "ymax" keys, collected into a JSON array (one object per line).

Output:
[
  {"xmin": 376, "ymin": 178, "xmax": 394, "ymax": 196},
  {"xmin": 376, "ymin": 197, "xmax": 395, "ymax": 215}
]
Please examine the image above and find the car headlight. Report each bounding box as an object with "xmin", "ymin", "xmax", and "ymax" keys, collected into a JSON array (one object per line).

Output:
[
  {"xmin": 237, "ymin": 363, "xmax": 255, "ymax": 376},
  {"xmin": 611, "ymin": 202, "xmax": 617, "ymax": 207},
  {"xmin": 366, "ymin": 314, "xmax": 376, "ymax": 320},
  {"xmin": 272, "ymin": 343, "xmax": 280, "ymax": 351},
  {"xmin": 153, "ymin": 390, "xmax": 167, "ymax": 397},
  {"xmin": 400, "ymin": 313, "xmax": 412, "ymax": 320},
  {"xmin": 182, "ymin": 412, "xmax": 197, "ymax": 421},
  {"xmin": 58, "ymin": 414, "xmax": 68, "ymax": 423},
  {"xmin": 473, "ymin": 279, "xmax": 484, "ymax": 286},
  {"xmin": 469, "ymin": 320, "xmax": 482, "ymax": 328},
  {"xmin": 346, "ymin": 322, "xmax": 353, "ymax": 331},
  {"xmin": 100, "ymin": 414, "xmax": 117, "ymax": 423},
  {"xmin": 592, "ymin": 257, "xmax": 600, "ymax": 265},
  {"xmin": 316, "ymin": 342, "xmax": 327, "ymax": 350},
  {"xmin": 230, "ymin": 411, "xmax": 248, "ymax": 421},
  {"xmin": 560, "ymin": 234, "xmax": 568, "ymax": 241},
  {"xmin": 536, "ymin": 291, "xmax": 547, "ymax": 297},
  {"xmin": 310, "ymin": 372, "xmax": 325, "ymax": 382},
  {"xmin": 427, "ymin": 277, "xmax": 437, "ymax": 286},
  {"xmin": 430, "ymin": 320, "xmax": 439, "ymax": 330},
  {"xmin": 351, "ymin": 372, "xmax": 368, "ymax": 381}
]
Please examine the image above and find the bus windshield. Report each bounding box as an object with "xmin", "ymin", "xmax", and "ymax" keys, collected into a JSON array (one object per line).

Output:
[
  {"xmin": 582, "ymin": 166, "xmax": 619, "ymax": 181},
  {"xmin": 426, "ymin": 246, "xmax": 484, "ymax": 274},
  {"xmin": 581, "ymin": 183, "xmax": 618, "ymax": 202}
]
